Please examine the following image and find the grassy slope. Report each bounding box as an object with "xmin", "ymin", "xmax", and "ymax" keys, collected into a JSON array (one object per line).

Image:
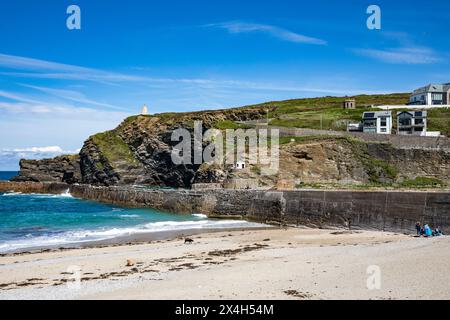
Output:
[
  {"xmin": 121, "ymin": 93, "xmax": 449, "ymax": 134},
  {"xmin": 91, "ymin": 130, "xmax": 138, "ymax": 167},
  {"xmin": 255, "ymin": 93, "xmax": 449, "ymax": 136},
  {"xmin": 262, "ymin": 93, "xmax": 411, "ymax": 131}
]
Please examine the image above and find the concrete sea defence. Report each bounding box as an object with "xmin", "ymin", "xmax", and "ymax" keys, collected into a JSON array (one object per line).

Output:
[{"xmin": 1, "ymin": 182, "xmax": 449, "ymax": 234}]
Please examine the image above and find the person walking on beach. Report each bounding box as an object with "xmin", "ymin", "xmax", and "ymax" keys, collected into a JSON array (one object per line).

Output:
[{"xmin": 415, "ymin": 222, "xmax": 421, "ymax": 236}]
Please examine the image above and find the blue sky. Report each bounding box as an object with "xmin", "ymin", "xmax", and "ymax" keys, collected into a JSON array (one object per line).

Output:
[{"xmin": 0, "ymin": 0, "xmax": 449, "ymax": 170}]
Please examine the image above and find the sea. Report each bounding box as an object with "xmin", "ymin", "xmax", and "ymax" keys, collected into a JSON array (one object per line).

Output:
[
  {"xmin": 0, "ymin": 174, "xmax": 262, "ymax": 253},
  {"xmin": 0, "ymin": 171, "xmax": 18, "ymax": 181}
]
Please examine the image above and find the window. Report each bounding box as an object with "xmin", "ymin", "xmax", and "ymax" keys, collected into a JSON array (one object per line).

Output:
[
  {"xmin": 399, "ymin": 127, "xmax": 411, "ymax": 133},
  {"xmin": 432, "ymin": 93, "xmax": 443, "ymax": 100},
  {"xmin": 432, "ymin": 93, "xmax": 443, "ymax": 105},
  {"xmin": 380, "ymin": 128, "xmax": 387, "ymax": 133},
  {"xmin": 398, "ymin": 112, "xmax": 412, "ymax": 127},
  {"xmin": 399, "ymin": 116, "xmax": 411, "ymax": 126},
  {"xmin": 380, "ymin": 117, "xmax": 387, "ymax": 127},
  {"xmin": 364, "ymin": 120, "xmax": 376, "ymax": 127},
  {"xmin": 415, "ymin": 118, "xmax": 424, "ymax": 125}
]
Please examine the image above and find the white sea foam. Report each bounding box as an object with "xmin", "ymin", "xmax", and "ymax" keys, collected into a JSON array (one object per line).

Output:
[
  {"xmin": 58, "ymin": 189, "xmax": 73, "ymax": 198},
  {"xmin": 1, "ymin": 191, "xmax": 73, "ymax": 199},
  {"xmin": 1, "ymin": 192, "xmax": 23, "ymax": 196},
  {"xmin": 192, "ymin": 214, "xmax": 208, "ymax": 219},
  {"xmin": 119, "ymin": 214, "xmax": 140, "ymax": 218},
  {"xmin": 0, "ymin": 219, "xmax": 265, "ymax": 253}
]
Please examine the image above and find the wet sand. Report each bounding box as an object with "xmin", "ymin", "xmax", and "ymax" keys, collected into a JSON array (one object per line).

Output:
[{"xmin": 0, "ymin": 227, "xmax": 448, "ymax": 300}]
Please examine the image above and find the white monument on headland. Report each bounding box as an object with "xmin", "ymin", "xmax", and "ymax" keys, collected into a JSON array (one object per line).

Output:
[{"xmin": 140, "ymin": 104, "xmax": 149, "ymax": 115}]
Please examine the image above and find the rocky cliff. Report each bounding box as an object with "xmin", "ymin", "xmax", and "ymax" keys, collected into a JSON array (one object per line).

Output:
[
  {"xmin": 12, "ymin": 155, "xmax": 81, "ymax": 184},
  {"xmin": 12, "ymin": 108, "xmax": 450, "ymax": 189},
  {"xmin": 13, "ymin": 107, "xmax": 269, "ymax": 187}
]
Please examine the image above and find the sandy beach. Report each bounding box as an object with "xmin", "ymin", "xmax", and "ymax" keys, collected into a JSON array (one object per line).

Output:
[{"xmin": 0, "ymin": 227, "xmax": 448, "ymax": 300}]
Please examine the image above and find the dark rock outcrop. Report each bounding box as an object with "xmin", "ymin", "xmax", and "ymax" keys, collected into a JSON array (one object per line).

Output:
[
  {"xmin": 12, "ymin": 155, "xmax": 81, "ymax": 184},
  {"xmin": 74, "ymin": 107, "xmax": 269, "ymax": 187}
]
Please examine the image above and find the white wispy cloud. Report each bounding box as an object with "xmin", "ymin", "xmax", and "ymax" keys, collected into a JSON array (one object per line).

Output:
[
  {"xmin": 206, "ymin": 21, "xmax": 327, "ymax": 45},
  {"xmin": 0, "ymin": 53, "xmax": 147, "ymax": 84},
  {"xmin": 0, "ymin": 146, "xmax": 80, "ymax": 163},
  {"xmin": 10, "ymin": 146, "xmax": 77, "ymax": 153},
  {"xmin": 20, "ymin": 84, "xmax": 124, "ymax": 111},
  {"xmin": 0, "ymin": 90, "xmax": 130, "ymax": 122},
  {"xmin": 354, "ymin": 47, "xmax": 442, "ymax": 65},
  {"xmin": 0, "ymin": 53, "xmax": 395, "ymax": 115},
  {"xmin": 0, "ymin": 53, "xmax": 377, "ymax": 97}
]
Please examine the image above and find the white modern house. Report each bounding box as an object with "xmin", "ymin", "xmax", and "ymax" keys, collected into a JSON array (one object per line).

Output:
[
  {"xmin": 409, "ymin": 83, "xmax": 450, "ymax": 106},
  {"xmin": 362, "ymin": 111, "xmax": 392, "ymax": 134},
  {"xmin": 397, "ymin": 110, "xmax": 441, "ymax": 137},
  {"xmin": 397, "ymin": 110, "xmax": 427, "ymax": 135},
  {"xmin": 375, "ymin": 83, "xmax": 450, "ymax": 110}
]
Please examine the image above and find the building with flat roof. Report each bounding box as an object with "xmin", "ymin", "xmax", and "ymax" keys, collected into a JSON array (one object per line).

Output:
[
  {"xmin": 397, "ymin": 110, "xmax": 427, "ymax": 136},
  {"xmin": 409, "ymin": 83, "xmax": 450, "ymax": 106},
  {"xmin": 343, "ymin": 99, "xmax": 356, "ymax": 109},
  {"xmin": 362, "ymin": 111, "xmax": 392, "ymax": 134}
]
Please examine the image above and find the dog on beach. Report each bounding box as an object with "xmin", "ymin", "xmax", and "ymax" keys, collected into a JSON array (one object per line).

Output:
[{"xmin": 184, "ymin": 238, "xmax": 194, "ymax": 244}]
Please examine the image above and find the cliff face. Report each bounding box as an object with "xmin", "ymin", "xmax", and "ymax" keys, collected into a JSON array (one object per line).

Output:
[
  {"xmin": 277, "ymin": 139, "xmax": 450, "ymax": 186},
  {"xmin": 13, "ymin": 107, "xmax": 450, "ymax": 188},
  {"xmin": 77, "ymin": 107, "xmax": 269, "ymax": 187},
  {"xmin": 13, "ymin": 107, "xmax": 268, "ymax": 187}
]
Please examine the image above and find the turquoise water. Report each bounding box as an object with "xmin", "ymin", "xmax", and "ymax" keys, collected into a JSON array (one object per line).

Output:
[
  {"xmin": 0, "ymin": 191, "xmax": 260, "ymax": 253},
  {"xmin": 0, "ymin": 171, "xmax": 17, "ymax": 181}
]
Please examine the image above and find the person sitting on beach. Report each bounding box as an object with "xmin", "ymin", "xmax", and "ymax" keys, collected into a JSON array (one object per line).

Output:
[
  {"xmin": 420, "ymin": 227, "xmax": 425, "ymax": 236},
  {"xmin": 433, "ymin": 227, "xmax": 444, "ymax": 236},
  {"xmin": 424, "ymin": 224, "xmax": 432, "ymax": 237},
  {"xmin": 415, "ymin": 222, "xmax": 421, "ymax": 236}
]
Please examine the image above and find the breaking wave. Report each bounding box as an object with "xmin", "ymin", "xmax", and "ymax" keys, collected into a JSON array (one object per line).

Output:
[{"xmin": 0, "ymin": 219, "xmax": 263, "ymax": 253}]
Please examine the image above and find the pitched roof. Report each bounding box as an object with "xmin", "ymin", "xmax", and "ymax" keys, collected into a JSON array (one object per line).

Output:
[{"xmin": 413, "ymin": 83, "xmax": 449, "ymax": 94}]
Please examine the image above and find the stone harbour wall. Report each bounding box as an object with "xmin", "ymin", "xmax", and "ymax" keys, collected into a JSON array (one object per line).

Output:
[{"xmin": 1, "ymin": 182, "xmax": 449, "ymax": 233}]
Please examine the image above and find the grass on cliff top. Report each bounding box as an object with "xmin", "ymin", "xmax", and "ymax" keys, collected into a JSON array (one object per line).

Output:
[
  {"xmin": 121, "ymin": 93, "xmax": 409, "ymax": 127},
  {"xmin": 265, "ymin": 93, "xmax": 410, "ymax": 131},
  {"xmin": 278, "ymin": 135, "xmax": 364, "ymax": 145},
  {"xmin": 119, "ymin": 93, "xmax": 449, "ymax": 135},
  {"xmin": 427, "ymin": 108, "xmax": 450, "ymax": 136},
  {"xmin": 214, "ymin": 120, "xmax": 253, "ymax": 130},
  {"xmin": 91, "ymin": 130, "xmax": 138, "ymax": 165},
  {"xmin": 245, "ymin": 93, "xmax": 409, "ymax": 111}
]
